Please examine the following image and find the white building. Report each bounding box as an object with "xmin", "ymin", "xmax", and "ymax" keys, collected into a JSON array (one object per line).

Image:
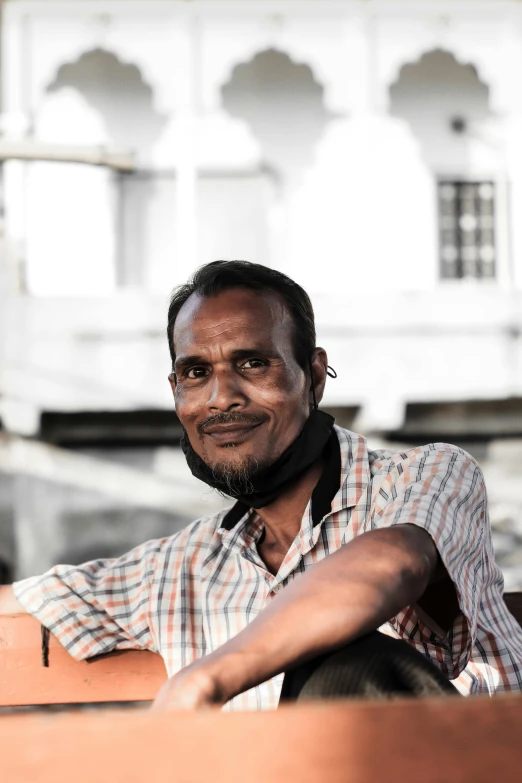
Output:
[
  {"xmin": 1, "ymin": 0, "xmax": 522, "ymax": 438},
  {"xmin": 3, "ymin": 0, "xmax": 522, "ymax": 580}
]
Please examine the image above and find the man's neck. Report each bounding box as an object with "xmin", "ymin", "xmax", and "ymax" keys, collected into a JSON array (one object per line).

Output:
[{"xmin": 254, "ymin": 459, "xmax": 324, "ymax": 574}]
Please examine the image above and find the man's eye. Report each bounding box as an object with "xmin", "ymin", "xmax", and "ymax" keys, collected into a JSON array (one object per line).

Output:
[
  {"xmin": 241, "ymin": 358, "xmax": 267, "ymax": 370},
  {"xmin": 185, "ymin": 367, "xmax": 209, "ymax": 379}
]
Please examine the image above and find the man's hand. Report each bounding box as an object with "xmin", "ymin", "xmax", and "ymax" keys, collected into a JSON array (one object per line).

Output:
[{"xmin": 152, "ymin": 658, "xmax": 226, "ymax": 711}]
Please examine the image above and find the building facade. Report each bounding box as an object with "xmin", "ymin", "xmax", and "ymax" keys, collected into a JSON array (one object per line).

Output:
[
  {"xmin": 2, "ymin": 0, "xmax": 522, "ymax": 436},
  {"xmin": 4, "ymin": 1, "xmax": 522, "ymax": 581}
]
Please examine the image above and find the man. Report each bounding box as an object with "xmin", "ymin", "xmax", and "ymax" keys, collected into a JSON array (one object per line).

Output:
[{"xmin": 1, "ymin": 260, "xmax": 522, "ymax": 710}]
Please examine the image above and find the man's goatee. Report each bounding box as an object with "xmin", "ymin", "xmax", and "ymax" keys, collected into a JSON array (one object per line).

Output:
[{"xmin": 210, "ymin": 454, "xmax": 261, "ymax": 497}]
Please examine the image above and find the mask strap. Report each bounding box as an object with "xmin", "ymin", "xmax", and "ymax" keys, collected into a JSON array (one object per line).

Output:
[
  {"xmin": 309, "ymin": 356, "xmax": 318, "ymax": 410},
  {"xmin": 309, "ymin": 358, "xmax": 338, "ymax": 409}
]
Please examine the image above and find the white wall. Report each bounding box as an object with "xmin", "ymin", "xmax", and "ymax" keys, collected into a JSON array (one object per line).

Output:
[
  {"xmin": 25, "ymin": 88, "xmax": 116, "ymax": 296},
  {"xmin": 2, "ymin": 0, "xmax": 522, "ymax": 434}
]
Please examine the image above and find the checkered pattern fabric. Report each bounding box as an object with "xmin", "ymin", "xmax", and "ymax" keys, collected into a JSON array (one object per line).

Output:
[{"xmin": 14, "ymin": 426, "xmax": 522, "ymax": 709}]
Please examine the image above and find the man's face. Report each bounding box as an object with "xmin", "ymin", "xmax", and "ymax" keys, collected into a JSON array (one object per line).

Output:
[{"xmin": 170, "ymin": 288, "xmax": 320, "ymax": 481}]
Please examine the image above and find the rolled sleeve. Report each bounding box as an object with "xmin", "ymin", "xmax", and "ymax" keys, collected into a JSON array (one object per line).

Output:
[
  {"xmin": 364, "ymin": 445, "xmax": 489, "ymax": 679},
  {"xmin": 13, "ymin": 537, "xmax": 170, "ymax": 661}
]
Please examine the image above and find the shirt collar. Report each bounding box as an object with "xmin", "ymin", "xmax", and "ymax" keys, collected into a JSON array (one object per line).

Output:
[{"xmin": 330, "ymin": 425, "xmax": 371, "ymax": 516}]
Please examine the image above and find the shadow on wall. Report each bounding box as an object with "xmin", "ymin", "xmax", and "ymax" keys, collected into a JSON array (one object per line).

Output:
[
  {"xmin": 48, "ymin": 48, "xmax": 166, "ymax": 153},
  {"xmin": 389, "ymin": 48, "xmax": 491, "ymax": 173},
  {"xmin": 221, "ymin": 48, "xmax": 336, "ymax": 192}
]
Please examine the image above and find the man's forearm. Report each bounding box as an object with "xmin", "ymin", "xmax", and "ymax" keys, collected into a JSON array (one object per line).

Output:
[
  {"xmin": 0, "ymin": 585, "xmax": 26, "ymax": 615},
  {"xmin": 199, "ymin": 525, "xmax": 438, "ymax": 704}
]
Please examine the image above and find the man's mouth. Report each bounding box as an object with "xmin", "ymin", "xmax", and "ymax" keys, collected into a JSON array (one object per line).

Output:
[{"xmin": 202, "ymin": 421, "xmax": 263, "ymax": 446}]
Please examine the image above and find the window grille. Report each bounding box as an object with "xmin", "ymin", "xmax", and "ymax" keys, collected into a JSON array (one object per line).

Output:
[{"xmin": 438, "ymin": 181, "xmax": 496, "ymax": 280}]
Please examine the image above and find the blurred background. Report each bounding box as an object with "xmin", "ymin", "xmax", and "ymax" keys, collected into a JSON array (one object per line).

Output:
[{"xmin": 1, "ymin": 0, "xmax": 522, "ymax": 588}]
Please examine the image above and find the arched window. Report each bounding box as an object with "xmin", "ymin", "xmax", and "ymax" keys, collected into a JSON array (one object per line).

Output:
[{"xmin": 222, "ymin": 48, "xmax": 332, "ymax": 192}]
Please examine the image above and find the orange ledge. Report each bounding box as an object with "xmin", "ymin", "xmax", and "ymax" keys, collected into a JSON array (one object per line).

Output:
[
  {"xmin": 2, "ymin": 696, "xmax": 522, "ymax": 782},
  {"xmin": 0, "ymin": 614, "xmax": 167, "ymax": 706}
]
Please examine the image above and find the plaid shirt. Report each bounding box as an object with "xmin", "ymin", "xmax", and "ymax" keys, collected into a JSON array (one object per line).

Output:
[{"xmin": 14, "ymin": 425, "xmax": 522, "ymax": 709}]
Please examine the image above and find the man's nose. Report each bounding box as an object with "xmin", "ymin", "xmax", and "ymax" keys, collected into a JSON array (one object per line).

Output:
[{"xmin": 206, "ymin": 368, "xmax": 246, "ymax": 411}]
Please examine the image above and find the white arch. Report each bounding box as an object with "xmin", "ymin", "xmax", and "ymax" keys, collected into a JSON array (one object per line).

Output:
[
  {"xmin": 213, "ymin": 45, "xmax": 331, "ymax": 110},
  {"xmin": 378, "ymin": 19, "xmax": 520, "ymax": 117},
  {"xmin": 38, "ymin": 46, "xmax": 164, "ymax": 119},
  {"xmin": 200, "ymin": 18, "xmax": 356, "ymax": 116},
  {"xmin": 28, "ymin": 16, "xmax": 179, "ymax": 118},
  {"xmin": 386, "ymin": 46, "xmax": 490, "ymax": 106}
]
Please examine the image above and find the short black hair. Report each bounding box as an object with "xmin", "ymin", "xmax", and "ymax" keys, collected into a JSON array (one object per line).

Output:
[{"xmin": 167, "ymin": 260, "xmax": 316, "ymax": 371}]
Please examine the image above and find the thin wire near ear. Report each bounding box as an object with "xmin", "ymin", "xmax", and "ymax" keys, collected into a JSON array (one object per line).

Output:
[
  {"xmin": 309, "ymin": 356, "xmax": 318, "ymax": 410},
  {"xmin": 327, "ymin": 366, "xmax": 338, "ymax": 379}
]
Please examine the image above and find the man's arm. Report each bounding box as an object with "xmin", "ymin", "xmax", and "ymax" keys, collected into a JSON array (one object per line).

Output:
[
  {"xmin": 3, "ymin": 533, "xmax": 185, "ymax": 662},
  {"xmin": 153, "ymin": 524, "xmax": 440, "ymax": 710},
  {"xmin": 0, "ymin": 585, "xmax": 26, "ymax": 614}
]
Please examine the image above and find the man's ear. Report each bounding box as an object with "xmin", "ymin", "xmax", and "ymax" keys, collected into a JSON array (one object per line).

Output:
[{"xmin": 310, "ymin": 348, "xmax": 328, "ymax": 407}]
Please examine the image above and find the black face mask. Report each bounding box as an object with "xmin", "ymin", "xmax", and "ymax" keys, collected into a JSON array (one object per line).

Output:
[{"xmin": 181, "ymin": 408, "xmax": 335, "ymax": 509}]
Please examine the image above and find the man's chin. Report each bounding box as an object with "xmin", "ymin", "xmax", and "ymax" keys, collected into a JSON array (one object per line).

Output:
[
  {"xmin": 207, "ymin": 440, "xmax": 256, "ymax": 463},
  {"xmin": 206, "ymin": 445, "xmax": 279, "ymax": 496},
  {"xmin": 208, "ymin": 449, "xmax": 259, "ymax": 476},
  {"xmin": 182, "ymin": 431, "xmax": 273, "ymax": 496}
]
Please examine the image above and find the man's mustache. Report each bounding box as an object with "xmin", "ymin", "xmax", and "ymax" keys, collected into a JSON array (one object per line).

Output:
[{"xmin": 197, "ymin": 411, "xmax": 269, "ymax": 436}]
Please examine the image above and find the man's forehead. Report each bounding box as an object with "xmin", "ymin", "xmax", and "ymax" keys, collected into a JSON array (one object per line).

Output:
[{"xmin": 173, "ymin": 288, "xmax": 291, "ymax": 351}]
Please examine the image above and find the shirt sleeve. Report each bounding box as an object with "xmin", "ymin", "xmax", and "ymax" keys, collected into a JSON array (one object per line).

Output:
[
  {"xmin": 361, "ymin": 444, "xmax": 491, "ymax": 679},
  {"xmin": 12, "ymin": 535, "xmax": 176, "ymax": 661}
]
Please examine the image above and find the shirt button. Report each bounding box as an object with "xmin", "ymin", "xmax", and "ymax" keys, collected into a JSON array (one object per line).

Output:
[{"xmin": 272, "ymin": 584, "xmax": 283, "ymax": 595}]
